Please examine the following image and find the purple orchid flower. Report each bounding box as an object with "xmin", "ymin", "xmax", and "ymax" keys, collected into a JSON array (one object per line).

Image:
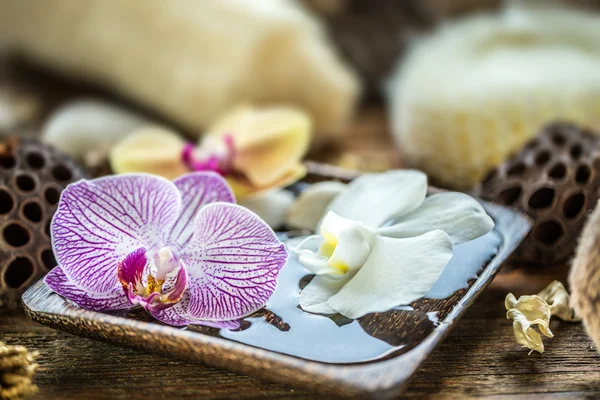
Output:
[{"xmin": 44, "ymin": 171, "xmax": 288, "ymax": 329}]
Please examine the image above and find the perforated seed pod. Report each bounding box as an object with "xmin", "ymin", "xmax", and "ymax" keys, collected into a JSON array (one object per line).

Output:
[
  {"xmin": 475, "ymin": 122, "xmax": 600, "ymax": 266},
  {"xmin": 0, "ymin": 136, "xmax": 85, "ymax": 310}
]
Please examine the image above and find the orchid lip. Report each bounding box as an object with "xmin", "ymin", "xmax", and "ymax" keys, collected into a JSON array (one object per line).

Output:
[{"xmin": 118, "ymin": 246, "xmax": 187, "ymax": 310}]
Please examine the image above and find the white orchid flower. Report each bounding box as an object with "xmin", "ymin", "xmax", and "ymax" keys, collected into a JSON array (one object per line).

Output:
[{"xmin": 291, "ymin": 170, "xmax": 495, "ymax": 319}]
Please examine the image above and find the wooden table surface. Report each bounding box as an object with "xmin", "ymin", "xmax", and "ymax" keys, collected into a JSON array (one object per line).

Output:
[
  {"xmin": 2, "ymin": 264, "xmax": 598, "ymax": 399},
  {"xmin": 1, "ymin": 60, "xmax": 599, "ymax": 399}
]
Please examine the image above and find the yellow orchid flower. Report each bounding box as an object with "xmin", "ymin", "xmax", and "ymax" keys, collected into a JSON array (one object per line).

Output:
[
  {"xmin": 110, "ymin": 106, "xmax": 312, "ymax": 200},
  {"xmin": 109, "ymin": 126, "xmax": 188, "ymax": 180},
  {"xmin": 194, "ymin": 105, "xmax": 312, "ymax": 198}
]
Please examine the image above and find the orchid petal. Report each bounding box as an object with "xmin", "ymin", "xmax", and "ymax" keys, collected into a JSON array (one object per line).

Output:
[
  {"xmin": 298, "ymin": 253, "xmax": 339, "ymax": 276},
  {"xmin": 286, "ymin": 181, "xmax": 348, "ymax": 231},
  {"xmin": 325, "ymin": 170, "xmax": 427, "ymax": 229},
  {"xmin": 44, "ymin": 266, "xmax": 130, "ymax": 311},
  {"xmin": 328, "ymin": 227, "xmax": 371, "ymax": 274},
  {"xmin": 167, "ymin": 172, "xmax": 235, "ymax": 249},
  {"xmin": 298, "ymin": 212, "xmax": 374, "ymax": 275},
  {"xmin": 109, "ymin": 126, "xmax": 188, "ymax": 180},
  {"xmin": 290, "ymin": 235, "xmax": 322, "ymax": 254},
  {"xmin": 299, "ymin": 274, "xmax": 350, "ymax": 315},
  {"xmin": 239, "ymin": 190, "xmax": 295, "ymax": 229},
  {"xmin": 319, "ymin": 211, "xmax": 375, "ymax": 243},
  {"xmin": 328, "ymin": 230, "xmax": 453, "ymax": 319},
  {"xmin": 51, "ymin": 174, "xmax": 181, "ymax": 294},
  {"xmin": 164, "ymin": 203, "xmax": 287, "ymax": 323},
  {"xmin": 150, "ymin": 304, "xmax": 241, "ymax": 329},
  {"xmin": 207, "ymin": 105, "xmax": 312, "ymax": 189},
  {"xmin": 377, "ymin": 192, "xmax": 495, "ymax": 245},
  {"xmin": 290, "ymin": 235, "xmax": 340, "ymax": 275},
  {"xmin": 226, "ymin": 164, "xmax": 306, "ymax": 199}
]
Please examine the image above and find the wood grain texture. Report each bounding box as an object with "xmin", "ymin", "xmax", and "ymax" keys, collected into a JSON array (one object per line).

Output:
[{"xmin": 3, "ymin": 263, "xmax": 600, "ymax": 399}]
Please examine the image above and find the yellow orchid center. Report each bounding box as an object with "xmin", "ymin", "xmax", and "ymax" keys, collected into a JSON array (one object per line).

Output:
[
  {"xmin": 319, "ymin": 231, "xmax": 349, "ymax": 274},
  {"xmin": 143, "ymin": 275, "xmax": 165, "ymax": 297},
  {"xmin": 320, "ymin": 233, "xmax": 337, "ymax": 258}
]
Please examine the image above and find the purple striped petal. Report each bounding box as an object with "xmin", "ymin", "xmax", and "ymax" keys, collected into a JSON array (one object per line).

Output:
[
  {"xmin": 167, "ymin": 172, "xmax": 234, "ymax": 250},
  {"xmin": 152, "ymin": 203, "xmax": 287, "ymax": 325},
  {"xmin": 44, "ymin": 266, "xmax": 131, "ymax": 311},
  {"xmin": 150, "ymin": 303, "xmax": 241, "ymax": 329},
  {"xmin": 51, "ymin": 174, "xmax": 181, "ymax": 295}
]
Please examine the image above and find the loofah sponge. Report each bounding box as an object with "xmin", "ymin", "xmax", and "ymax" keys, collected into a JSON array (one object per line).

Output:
[
  {"xmin": 0, "ymin": 0, "xmax": 359, "ymax": 137},
  {"xmin": 302, "ymin": 0, "xmax": 503, "ymax": 96},
  {"xmin": 389, "ymin": 4, "xmax": 600, "ymax": 190},
  {"xmin": 570, "ymin": 199, "xmax": 600, "ymax": 353},
  {"xmin": 475, "ymin": 122, "xmax": 600, "ymax": 266},
  {"xmin": 0, "ymin": 137, "xmax": 85, "ymax": 310}
]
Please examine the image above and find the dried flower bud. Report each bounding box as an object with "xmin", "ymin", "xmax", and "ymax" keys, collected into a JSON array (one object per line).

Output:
[
  {"xmin": 0, "ymin": 341, "xmax": 39, "ymax": 400},
  {"xmin": 506, "ymin": 281, "xmax": 579, "ymax": 354}
]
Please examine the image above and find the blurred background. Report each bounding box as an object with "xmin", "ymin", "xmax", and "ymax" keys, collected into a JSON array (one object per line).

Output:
[{"xmin": 1, "ymin": 0, "xmax": 600, "ymax": 184}]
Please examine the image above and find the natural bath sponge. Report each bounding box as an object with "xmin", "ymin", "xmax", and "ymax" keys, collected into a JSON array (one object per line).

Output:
[
  {"xmin": 570, "ymin": 200, "xmax": 600, "ymax": 353},
  {"xmin": 0, "ymin": 0, "xmax": 359, "ymax": 136},
  {"xmin": 389, "ymin": 4, "xmax": 600, "ymax": 190}
]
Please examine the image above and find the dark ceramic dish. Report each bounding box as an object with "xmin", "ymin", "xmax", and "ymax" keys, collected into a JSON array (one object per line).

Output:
[{"xmin": 22, "ymin": 170, "xmax": 531, "ymax": 399}]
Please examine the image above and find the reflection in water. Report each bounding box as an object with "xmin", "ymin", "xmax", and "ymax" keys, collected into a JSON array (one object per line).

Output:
[
  {"xmin": 220, "ymin": 231, "xmax": 501, "ymax": 364},
  {"xmin": 221, "ymin": 257, "xmax": 401, "ymax": 363}
]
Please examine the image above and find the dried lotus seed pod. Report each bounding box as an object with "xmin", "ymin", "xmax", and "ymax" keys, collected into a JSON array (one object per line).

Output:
[
  {"xmin": 0, "ymin": 136, "xmax": 85, "ymax": 310},
  {"xmin": 475, "ymin": 122, "xmax": 600, "ymax": 266}
]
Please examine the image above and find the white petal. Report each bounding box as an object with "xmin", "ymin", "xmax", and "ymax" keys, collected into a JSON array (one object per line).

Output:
[
  {"xmin": 291, "ymin": 235, "xmax": 340, "ymax": 275},
  {"xmin": 239, "ymin": 190, "xmax": 295, "ymax": 229},
  {"xmin": 298, "ymin": 252, "xmax": 341, "ymax": 276},
  {"xmin": 377, "ymin": 192, "xmax": 494, "ymax": 245},
  {"xmin": 299, "ymin": 274, "xmax": 350, "ymax": 315},
  {"xmin": 325, "ymin": 170, "xmax": 427, "ymax": 228},
  {"xmin": 328, "ymin": 226, "xmax": 371, "ymax": 273},
  {"xmin": 290, "ymin": 235, "xmax": 322, "ymax": 254},
  {"xmin": 328, "ymin": 230, "xmax": 453, "ymax": 319},
  {"xmin": 286, "ymin": 181, "xmax": 347, "ymax": 231},
  {"xmin": 319, "ymin": 211, "xmax": 375, "ymax": 243}
]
